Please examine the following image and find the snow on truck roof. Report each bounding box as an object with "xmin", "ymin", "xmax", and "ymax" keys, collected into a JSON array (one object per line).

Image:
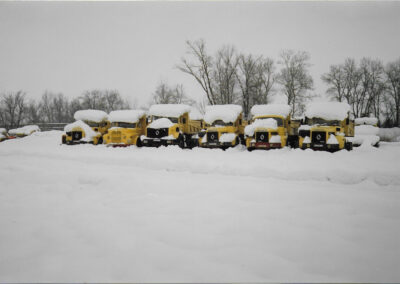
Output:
[
  {"xmin": 204, "ymin": 104, "xmax": 242, "ymax": 124},
  {"xmin": 305, "ymin": 102, "xmax": 351, "ymax": 121},
  {"xmin": 355, "ymin": 117, "xmax": 378, "ymax": 126},
  {"xmin": 74, "ymin": 110, "xmax": 108, "ymax": 123},
  {"xmin": 250, "ymin": 104, "xmax": 291, "ymax": 117},
  {"xmin": 149, "ymin": 104, "xmax": 203, "ymax": 120},
  {"xmin": 108, "ymin": 110, "xmax": 146, "ymax": 123}
]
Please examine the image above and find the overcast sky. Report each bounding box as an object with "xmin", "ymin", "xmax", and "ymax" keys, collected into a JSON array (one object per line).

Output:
[{"xmin": 0, "ymin": 1, "xmax": 399, "ymax": 107}]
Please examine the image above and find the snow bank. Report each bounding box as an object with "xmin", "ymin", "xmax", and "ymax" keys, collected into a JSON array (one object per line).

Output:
[
  {"xmin": 305, "ymin": 102, "xmax": 350, "ymax": 120},
  {"xmin": 250, "ymin": 104, "xmax": 291, "ymax": 118},
  {"xmin": 108, "ymin": 110, "xmax": 146, "ymax": 123},
  {"xmin": 204, "ymin": 105, "xmax": 242, "ymax": 124},
  {"xmin": 355, "ymin": 117, "xmax": 378, "ymax": 126},
  {"xmin": 8, "ymin": 125, "xmax": 40, "ymax": 136},
  {"xmin": 379, "ymin": 127, "xmax": 400, "ymax": 142},
  {"xmin": 74, "ymin": 109, "xmax": 108, "ymax": 122},
  {"xmin": 350, "ymin": 135, "xmax": 380, "ymax": 147},
  {"xmin": 219, "ymin": 133, "xmax": 236, "ymax": 143},
  {"xmin": 149, "ymin": 104, "xmax": 191, "ymax": 118},
  {"xmin": 148, "ymin": 118, "xmax": 175, "ymax": 129},
  {"xmin": 245, "ymin": 118, "xmax": 278, "ymax": 136},
  {"xmin": 64, "ymin": 120, "xmax": 98, "ymax": 142}
]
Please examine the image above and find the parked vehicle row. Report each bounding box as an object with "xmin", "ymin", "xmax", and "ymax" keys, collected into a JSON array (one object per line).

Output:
[{"xmin": 60, "ymin": 102, "xmax": 359, "ymax": 152}]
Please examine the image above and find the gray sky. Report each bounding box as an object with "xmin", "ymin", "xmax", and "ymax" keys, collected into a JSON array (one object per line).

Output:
[{"xmin": 0, "ymin": 1, "xmax": 399, "ymax": 106}]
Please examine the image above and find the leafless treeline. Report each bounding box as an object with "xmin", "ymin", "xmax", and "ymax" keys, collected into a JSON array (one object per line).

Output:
[
  {"xmin": 1, "ymin": 39, "xmax": 399, "ymax": 128},
  {"xmin": 322, "ymin": 58, "xmax": 400, "ymax": 127},
  {"xmin": 0, "ymin": 90, "xmax": 130, "ymax": 129}
]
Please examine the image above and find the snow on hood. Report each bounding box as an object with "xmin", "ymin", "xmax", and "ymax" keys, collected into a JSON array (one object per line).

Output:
[
  {"xmin": 355, "ymin": 125, "xmax": 379, "ymax": 136},
  {"xmin": 303, "ymin": 136, "xmax": 311, "ymax": 144},
  {"xmin": 189, "ymin": 107, "xmax": 203, "ymax": 120},
  {"xmin": 355, "ymin": 117, "xmax": 378, "ymax": 126},
  {"xmin": 219, "ymin": 133, "xmax": 236, "ymax": 143},
  {"xmin": 9, "ymin": 125, "xmax": 40, "ymax": 136},
  {"xmin": 250, "ymin": 104, "xmax": 291, "ymax": 118},
  {"xmin": 64, "ymin": 120, "xmax": 98, "ymax": 141},
  {"xmin": 108, "ymin": 110, "xmax": 146, "ymax": 123},
  {"xmin": 299, "ymin": 125, "xmax": 312, "ymax": 131},
  {"xmin": 204, "ymin": 105, "xmax": 242, "ymax": 124},
  {"xmin": 74, "ymin": 109, "xmax": 108, "ymax": 123},
  {"xmin": 305, "ymin": 102, "xmax": 350, "ymax": 121},
  {"xmin": 244, "ymin": 118, "xmax": 278, "ymax": 136},
  {"xmin": 149, "ymin": 104, "xmax": 191, "ymax": 118},
  {"xmin": 148, "ymin": 118, "xmax": 175, "ymax": 129}
]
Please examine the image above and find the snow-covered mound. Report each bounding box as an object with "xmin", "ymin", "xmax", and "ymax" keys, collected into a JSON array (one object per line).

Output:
[
  {"xmin": 108, "ymin": 110, "xmax": 146, "ymax": 123},
  {"xmin": 352, "ymin": 125, "xmax": 380, "ymax": 146},
  {"xmin": 355, "ymin": 117, "xmax": 378, "ymax": 126},
  {"xmin": 0, "ymin": 133, "xmax": 6, "ymax": 140},
  {"xmin": 8, "ymin": 125, "xmax": 40, "ymax": 136},
  {"xmin": 305, "ymin": 102, "xmax": 350, "ymax": 120},
  {"xmin": 149, "ymin": 104, "xmax": 192, "ymax": 118},
  {"xmin": 356, "ymin": 125, "xmax": 379, "ymax": 136},
  {"xmin": 379, "ymin": 127, "xmax": 400, "ymax": 142},
  {"xmin": 250, "ymin": 104, "xmax": 291, "ymax": 118},
  {"xmin": 148, "ymin": 118, "xmax": 175, "ymax": 129},
  {"xmin": 245, "ymin": 118, "xmax": 278, "ymax": 136},
  {"xmin": 64, "ymin": 120, "xmax": 98, "ymax": 142},
  {"xmin": 204, "ymin": 105, "xmax": 242, "ymax": 124},
  {"xmin": 74, "ymin": 109, "xmax": 108, "ymax": 122},
  {"xmin": 0, "ymin": 128, "xmax": 6, "ymax": 134}
]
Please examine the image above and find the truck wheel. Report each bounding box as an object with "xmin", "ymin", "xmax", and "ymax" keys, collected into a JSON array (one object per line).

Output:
[
  {"xmin": 345, "ymin": 141, "xmax": 353, "ymax": 151},
  {"xmin": 136, "ymin": 137, "xmax": 143, "ymax": 147},
  {"xmin": 98, "ymin": 137, "xmax": 103, "ymax": 145},
  {"xmin": 178, "ymin": 135, "xmax": 185, "ymax": 149}
]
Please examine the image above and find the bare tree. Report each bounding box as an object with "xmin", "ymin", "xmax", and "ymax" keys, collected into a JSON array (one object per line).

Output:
[
  {"xmin": 213, "ymin": 45, "xmax": 239, "ymax": 104},
  {"xmin": 0, "ymin": 91, "xmax": 27, "ymax": 128},
  {"xmin": 277, "ymin": 50, "xmax": 313, "ymax": 115},
  {"xmin": 26, "ymin": 100, "xmax": 42, "ymax": 123},
  {"xmin": 385, "ymin": 58, "xmax": 400, "ymax": 126},
  {"xmin": 322, "ymin": 64, "xmax": 346, "ymax": 102},
  {"xmin": 177, "ymin": 39, "xmax": 217, "ymax": 105},
  {"xmin": 151, "ymin": 82, "xmax": 194, "ymax": 105},
  {"xmin": 80, "ymin": 90, "xmax": 106, "ymax": 110}
]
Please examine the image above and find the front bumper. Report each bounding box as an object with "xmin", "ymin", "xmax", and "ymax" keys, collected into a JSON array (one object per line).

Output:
[
  {"xmin": 248, "ymin": 141, "xmax": 282, "ymax": 149},
  {"xmin": 142, "ymin": 138, "xmax": 178, "ymax": 147},
  {"xmin": 302, "ymin": 143, "xmax": 340, "ymax": 151}
]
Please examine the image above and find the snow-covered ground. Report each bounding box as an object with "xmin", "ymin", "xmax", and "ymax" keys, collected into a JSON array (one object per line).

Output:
[{"xmin": 0, "ymin": 131, "xmax": 400, "ymax": 282}]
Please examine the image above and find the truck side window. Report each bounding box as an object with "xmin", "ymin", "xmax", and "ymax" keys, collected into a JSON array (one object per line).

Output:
[{"xmin": 182, "ymin": 118, "xmax": 186, "ymax": 124}]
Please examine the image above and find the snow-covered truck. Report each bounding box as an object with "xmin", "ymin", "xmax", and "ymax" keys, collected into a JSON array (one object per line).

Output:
[
  {"xmin": 103, "ymin": 110, "xmax": 147, "ymax": 146},
  {"xmin": 142, "ymin": 104, "xmax": 203, "ymax": 148},
  {"xmin": 0, "ymin": 128, "xmax": 8, "ymax": 142},
  {"xmin": 299, "ymin": 102, "xmax": 354, "ymax": 151},
  {"xmin": 62, "ymin": 110, "xmax": 110, "ymax": 145},
  {"xmin": 199, "ymin": 105, "xmax": 246, "ymax": 149},
  {"xmin": 8, "ymin": 125, "xmax": 40, "ymax": 138},
  {"xmin": 350, "ymin": 117, "xmax": 380, "ymax": 147},
  {"xmin": 244, "ymin": 104, "xmax": 299, "ymax": 150}
]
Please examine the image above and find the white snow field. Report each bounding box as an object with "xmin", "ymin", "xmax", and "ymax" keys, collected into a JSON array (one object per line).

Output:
[{"xmin": 1, "ymin": 131, "xmax": 400, "ymax": 282}]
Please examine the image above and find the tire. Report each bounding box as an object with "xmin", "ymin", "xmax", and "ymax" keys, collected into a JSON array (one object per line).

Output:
[
  {"xmin": 136, "ymin": 137, "xmax": 143, "ymax": 147},
  {"xmin": 97, "ymin": 137, "xmax": 103, "ymax": 145},
  {"xmin": 345, "ymin": 141, "xmax": 353, "ymax": 151},
  {"xmin": 178, "ymin": 135, "xmax": 185, "ymax": 149}
]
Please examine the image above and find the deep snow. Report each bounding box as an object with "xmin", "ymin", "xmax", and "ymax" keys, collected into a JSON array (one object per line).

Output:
[{"xmin": 0, "ymin": 131, "xmax": 400, "ymax": 282}]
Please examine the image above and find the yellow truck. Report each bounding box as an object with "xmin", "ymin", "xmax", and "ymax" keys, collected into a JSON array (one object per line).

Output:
[
  {"xmin": 103, "ymin": 110, "xmax": 147, "ymax": 147},
  {"xmin": 244, "ymin": 104, "xmax": 299, "ymax": 151},
  {"xmin": 199, "ymin": 104, "xmax": 245, "ymax": 149},
  {"xmin": 299, "ymin": 102, "xmax": 354, "ymax": 151},
  {"xmin": 142, "ymin": 104, "xmax": 203, "ymax": 148},
  {"xmin": 62, "ymin": 109, "xmax": 110, "ymax": 145}
]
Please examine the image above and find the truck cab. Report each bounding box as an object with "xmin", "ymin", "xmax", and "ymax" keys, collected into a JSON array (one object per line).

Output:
[
  {"xmin": 199, "ymin": 105, "xmax": 245, "ymax": 149},
  {"xmin": 103, "ymin": 110, "xmax": 147, "ymax": 147},
  {"xmin": 142, "ymin": 104, "xmax": 202, "ymax": 148},
  {"xmin": 299, "ymin": 102, "xmax": 354, "ymax": 151},
  {"xmin": 244, "ymin": 104, "xmax": 298, "ymax": 150},
  {"xmin": 62, "ymin": 109, "xmax": 110, "ymax": 145}
]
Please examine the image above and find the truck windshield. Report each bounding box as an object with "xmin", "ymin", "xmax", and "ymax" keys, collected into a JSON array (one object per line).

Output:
[
  {"xmin": 256, "ymin": 117, "xmax": 284, "ymax": 127},
  {"xmin": 111, "ymin": 122, "xmax": 137, "ymax": 128},
  {"xmin": 84, "ymin": 121, "xmax": 100, "ymax": 127},
  {"xmin": 308, "ymin": 118, "xmax": 340, "ymax": 126},
  {"xmin": 211, "ymin": 120, "xmax": 233, "ymax": 127},
  {"xmin": 152, "ymin": 116, "xmax": 178, "ymax": 123}
]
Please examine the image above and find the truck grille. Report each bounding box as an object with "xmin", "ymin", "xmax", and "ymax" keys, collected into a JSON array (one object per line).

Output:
[
  {"xmin": 111, "ymin": 131, "xmax": 121, "ymax": 143},
  {"xmin": 207, "ymin": 132, "xmax": 218, "ymax": 142},
  {"xmin": 147, "ymin": 128, "xmax": 168, "ymax": 138},
  {"xmin": 312, "ymin": 131, "xmax": 326, "ymax": 144},
  {"xmin": 256, "ymin": 132, "xmax": 269, "ymax": 142},
  {"xmin": 71, "ymin": 131, "xmax": 82, "ymax": 141}
]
